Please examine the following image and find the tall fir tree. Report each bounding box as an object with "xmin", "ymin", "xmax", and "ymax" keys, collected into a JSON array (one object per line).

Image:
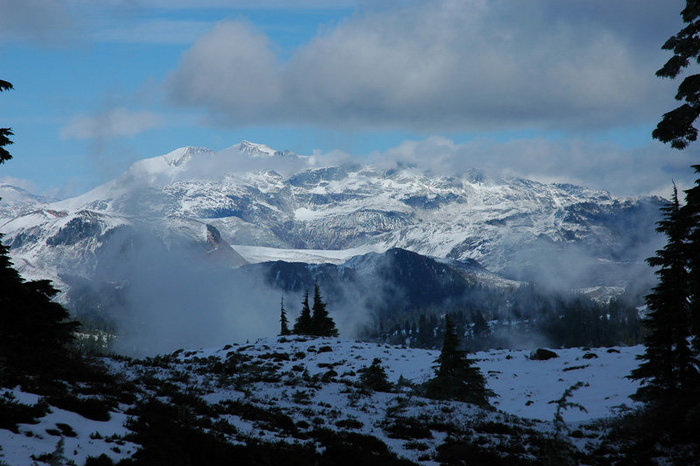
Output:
[
  {"xmin": 643, "ymin": 0, "xmax": 700, "ymax": 410},
  {"xmin": 684, "ymin": 166, "xmax": 700, "ymax": 361},
  {"xmin": 279, "ymin": 297, "xmax": 291, "ymax": 336},
  {"xmin": 0, "ymin": 80, "xmax": 80, "ymax": 383},
  {"xmin": 425, "ymin": 315, "xmax": 493, "ymax": 407},
  {"xmin": 599, "ymin": 2, "xmax": 700, "ymax": 454},
  {"xmin": 310, "ymin": 283, "xmax": 338, "ymax": 337},
  {"xmin": 0, "ymin": 80, "xmax": 13, "ymax": 164},
  {"xmin": 630, "ymin": 186, "xmax": 696, "ymax": 403},
  {"xmin": 293, "ymin": 290, "xmax": 312, "ymax": 335}
]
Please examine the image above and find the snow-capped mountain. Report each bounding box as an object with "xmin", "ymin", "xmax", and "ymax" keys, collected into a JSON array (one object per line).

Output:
[
  {"xmin": 0, "ymin": 184, "xmax": 54, "ymax": 218},
  {"xmin": 0, "ymin": 141, "xmax": 662, "ymax": 291}
]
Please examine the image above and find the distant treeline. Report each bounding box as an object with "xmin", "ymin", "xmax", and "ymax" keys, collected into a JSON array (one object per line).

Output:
[{"xmin": 360, "ymin": 284, "xmax": 643, "ymax": 351}]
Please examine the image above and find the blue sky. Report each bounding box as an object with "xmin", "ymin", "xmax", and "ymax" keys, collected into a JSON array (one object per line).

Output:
[{"xmin": 0, "ymin": 0, "xmax": 698, "ymax": 198}]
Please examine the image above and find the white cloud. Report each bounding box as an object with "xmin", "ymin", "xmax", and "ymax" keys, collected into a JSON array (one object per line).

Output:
[
  {"xmin": 167, "ymin": 21, "xmax": 282, "ymax": 114},
  {"xmin": 94, "ymin": 20, "xmax": 215, "ymax": 45},
  {"xmin": 0, "ymin": 0, "xmax": 355, "ymax": 46},
  {"xmin": 60, "ymin": 107, "xmax": 163, "ymax": 140},
  {"xmin": 368, "ymin": 136, "xmax": 700, "ymax": 198},
  {"xmin": 0, "ymin": 0, "xmax": 81, "ymax": 44},
  {"xmin": 118, "ymin": 0, "xmax": 356, "ymax": 9},
  {"xmin": 167, "ymin": 0, "xmax": 681, "ymax": 131}
]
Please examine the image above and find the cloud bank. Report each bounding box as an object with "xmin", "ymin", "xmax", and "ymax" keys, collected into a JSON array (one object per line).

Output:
[
  {"xmin": 77, "ymin": 224, "xmax": 371, "ymax": 356},
  {"xmin": 167, "ymin": 0, "xmax": 682, "ymax": 131},
  {"xmin": 170, "ymin": 137, "xmax": 697, "ymax": 198},
  {"xmin": 369, "ymin": 136, "xmax": 699, "ymax": 198},
  {"xmin": 60, "ymin": 108, "xmax": 164, "ymax": 140},
  {"xmin": 0, "ymin": 0, "xmax": 80, "ymax": 45}
]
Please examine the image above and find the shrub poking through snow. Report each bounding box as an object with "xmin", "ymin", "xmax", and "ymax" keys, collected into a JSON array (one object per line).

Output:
[
  {"xmin": 549, "ymin": 381, "xmax": 589, "ymax": 438},
  {"xmin": 358, "ymin": 358, "xmax": 393, "ymax": 392},
  {"xmin": 0, "ymin": 392, "xmax": 49, "ymax": 433}
]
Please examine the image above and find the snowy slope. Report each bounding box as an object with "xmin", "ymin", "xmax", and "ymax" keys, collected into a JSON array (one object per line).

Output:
[
  {"xmin": 0, "ymin": 388, "xmax": 137, "ymax": 465},
  {"xmin": 0, "ymin": 337, "xmax": 643, "ymax": 465},
  {"xmin": 175, "ymin": 337, "xmax": 642, "ymax": 423},
  {"xmin": 0, "ymin": 184, "xmax": 54, "ymax": 219}
]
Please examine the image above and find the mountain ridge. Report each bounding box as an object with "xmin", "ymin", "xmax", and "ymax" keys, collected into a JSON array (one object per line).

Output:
[{"xmin": 0, "ymin": 141, "xmax": 663, "ymax": 293}]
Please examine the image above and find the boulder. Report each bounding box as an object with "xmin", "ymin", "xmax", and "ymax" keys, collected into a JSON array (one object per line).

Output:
[{"xmin": 529, "ymin": 348, "xmax": 559, "ymax": 360}]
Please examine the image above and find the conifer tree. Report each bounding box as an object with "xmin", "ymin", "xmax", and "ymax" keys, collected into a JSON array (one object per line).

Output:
[
  {"xmin": 630, "ymin": 186, "xmax": 696, "ymax": 402},
  {"xmin": 0, "ymin": 80, "xmax": 13, "ymax": 164},
  {"xmin": 684, "ymin": 166, "xmax": 700, "ymax": 361},
  {"xmin": 310, "ymin": 283, "xmax": 338, "ymax": 337},
  {"xmin": 358, "ymin": 358, "xmax": 393, "ymax": 392},
  {"xmin": 425, "ymin": 315, "xmax": 493, "ymax": 407},
  {"xmin": 293, "ymin": 290, "xmax": 312, "ymax": 335},
  {"xmin": 0, "ymin": 80, "xmax": 79, "ymax": 382},
  {"xmin": 628, "ymin": 0, "xmax": 700, "ymax": 414},
  {"xmin": 471, "ymin": 310, "xmax": 489, "ymax": 337},
  {"xmin": 279, "ymin": 297, "xmax": 291, "ymax": 336},
  {"xmin": 652, "ymin": 1, "xmax": 700, "ymax": 150}
]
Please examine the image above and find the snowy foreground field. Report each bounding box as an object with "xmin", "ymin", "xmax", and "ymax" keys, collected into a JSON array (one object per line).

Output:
[{"xmin": 0, "ymin": 338, "xmax": 643, "ymax": 465}]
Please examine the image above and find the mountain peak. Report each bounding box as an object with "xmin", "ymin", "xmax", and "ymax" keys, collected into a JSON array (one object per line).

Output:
[
  {"xmin": 235, "ymin": 140, "xmax": 277, "ymax": 156},
  {"xmin": 0, "ymin": 184, "xmax": 53, "ymax": 207},
  {"xmin": 162, "ymin": 146, "xmax": 212, "ymax": 167},
  {"xmin": 231, "ymin": 140, "xmax": 296, "ymax": 159},
  {"xmin": 124, "ymin": 146, "xmax": 214, "ymax": 181}
]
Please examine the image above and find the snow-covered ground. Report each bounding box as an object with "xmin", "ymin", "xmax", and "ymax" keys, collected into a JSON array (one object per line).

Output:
[
  {"xmin": 183, "ymin": 337, "xmax": 642, "ymax": 423},
  {"xmin": 0, "ymin": 337, "xmax": 643, "ymax": 465},
  {"xmin": 0, "ymin": 389, "xmax": 137, "ymax": 465}
]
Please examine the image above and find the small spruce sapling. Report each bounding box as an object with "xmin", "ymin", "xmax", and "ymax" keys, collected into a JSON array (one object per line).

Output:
[
  {"xmin": 358, "ymin": 358, "xmax": 393, "ymax": 392},
  {"xmin": 548, "ymin": 381, "xmax": 589, "ymax": 439},
  {"xmin": 425, "ymin": 315, "xmax": 494, "ymax": 407},
  {"xmin": 543, "ymin": 382, "xmax": 589, "ymax": 466},
  {"xmin": 279, "ymin": 297, "xmax": 291, "ymax": 336}
]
